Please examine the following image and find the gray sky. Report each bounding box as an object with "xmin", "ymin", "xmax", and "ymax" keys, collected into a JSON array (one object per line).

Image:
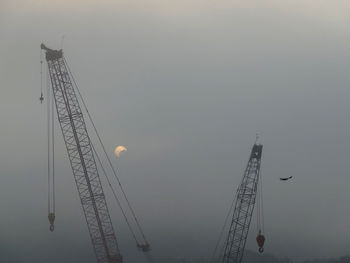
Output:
[{"xmin": 1, "ymin": 0, "xmax": 350, "ymax": 262}]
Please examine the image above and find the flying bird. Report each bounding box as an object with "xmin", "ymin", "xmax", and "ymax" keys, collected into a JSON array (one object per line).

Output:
[{"xmin": 280, "ymin": 176, "xmax": 293, "ymax": 181}]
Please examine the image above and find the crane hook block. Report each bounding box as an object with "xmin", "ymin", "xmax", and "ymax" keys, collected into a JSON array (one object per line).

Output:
[
  {"xmin": 48, "ymin": 213, "xmax": 55, "ymax": 232},
  {"xmin": 256, "ymin": 234, "xmax": 265, "ymax": 253}
]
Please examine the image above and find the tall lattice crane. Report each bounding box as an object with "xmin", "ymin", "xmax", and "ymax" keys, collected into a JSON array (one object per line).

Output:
[
  {"xmin": 41, "ymin": 43, "xmax": 123, "ymax": 263},
  {"xmin": 221, "ymin": 143, "xmax": 265, "ymax": 263}
]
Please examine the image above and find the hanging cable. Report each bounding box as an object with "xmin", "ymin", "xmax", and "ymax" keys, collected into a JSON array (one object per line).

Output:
[
  {"xmin": 210, "ymin": 155, "xmax": 253, "ymax": 263},
  {"xmin": 40, "ymin": 50, "xmax": 44, "ymax": 104},
  {"xmin": 210, "ymin": 193, "xmax": 236, "ymax": 263},
  {"xmin": 46, "ymin": 56, "xmax": 51, "ymax": 215},
  {"xmin": 256, "ymin": 169, "xmax": 264, "ymax": 233},
  {"xmin": 51, "ymin": 82, "xmax": 55, "ymax": 214},
  {"xmin": 63, "ymin": 57, "xmax": 150, "ymax": 246},
  {"xmin": 46, "ymin": 64, "xmax": 55, "ymax": 232},
  {"xmin": 256, "ymin": 180, "xmax": 261, "ymax": 232},
  {"xmin": 256, "ymin": 169, "xmax": 265, "ymax": 253},
  {"xmin": 260, "ymin": 170, "xmax": 264, "ymax": 234}
]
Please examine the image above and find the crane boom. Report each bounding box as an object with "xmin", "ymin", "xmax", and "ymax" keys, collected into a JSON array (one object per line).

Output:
[
  {"xmin": 222, "ymin": 143, "xmax": 263, "ymax": 263},
  {"xmin": 41, "ymin": 44, "xmax": 123, "ymax": 263}
]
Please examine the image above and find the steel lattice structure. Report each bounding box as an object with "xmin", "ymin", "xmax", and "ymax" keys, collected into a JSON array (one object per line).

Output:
[
  {"xmin": 41, "ymin": 44, "xmax": 123, "ymax": 263},
  {"xmin": 222, "ymin": 144, "xmax": 263, "ymax": 263}
]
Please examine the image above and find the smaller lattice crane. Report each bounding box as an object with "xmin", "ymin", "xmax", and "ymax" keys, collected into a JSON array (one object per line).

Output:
[{"xmin": 219, "ymin": 142, "xmax": 265, "ymax": 263}]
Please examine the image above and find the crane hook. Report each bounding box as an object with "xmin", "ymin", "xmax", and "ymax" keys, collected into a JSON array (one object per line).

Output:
[
  {"xmin": 256, "ymin": 230, "xmax": 265, "ymax": 253},
  {"xmin": 48, "ymin": 212, "xmax": 55, "ymax": 232}
]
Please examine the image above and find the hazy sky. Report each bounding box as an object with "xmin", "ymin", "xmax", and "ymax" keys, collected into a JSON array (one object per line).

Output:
[{"xmin": 1, "ymin": 0, "xmax": 350, "ymax": 262}]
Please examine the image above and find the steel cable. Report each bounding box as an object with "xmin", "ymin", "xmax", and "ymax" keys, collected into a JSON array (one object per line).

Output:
[
  {"xmin": 91, "ymin": 142, "xmax": 139, "ymax": 244},
  {"xmin": 63, "ymin": 57, "xmax": 149, "ymax": 244}
]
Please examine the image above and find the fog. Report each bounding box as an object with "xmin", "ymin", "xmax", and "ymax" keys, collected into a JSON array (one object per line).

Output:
[{"xmin": 0, "ymin": 0, "xmax": 349, "ymax": 262}]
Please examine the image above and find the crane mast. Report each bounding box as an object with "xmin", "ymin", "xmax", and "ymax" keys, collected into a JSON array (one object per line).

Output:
[
  {"xmin": 41, "ymin": 44, "xmax": 123, "ymax": 263},
  {"xmin": 222, "ymin": 143, "xmax": 263, "ymax": 263}
]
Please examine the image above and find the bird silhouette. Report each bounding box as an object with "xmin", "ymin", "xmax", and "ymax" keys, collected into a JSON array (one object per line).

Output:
[{"xmin": 280, "ymin": 176, "xmax": 293, "ymax": 181}]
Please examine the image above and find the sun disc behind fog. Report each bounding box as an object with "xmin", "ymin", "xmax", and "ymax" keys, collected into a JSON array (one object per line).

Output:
[{"xmin": 114, "ymin": 146, "xmax": 127, "ymax": 157}]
